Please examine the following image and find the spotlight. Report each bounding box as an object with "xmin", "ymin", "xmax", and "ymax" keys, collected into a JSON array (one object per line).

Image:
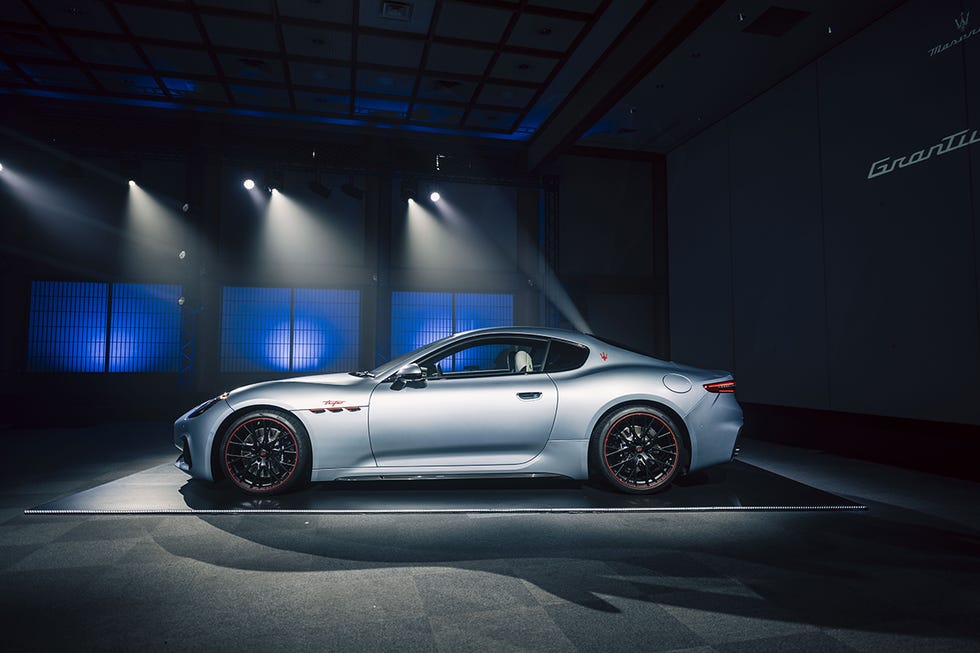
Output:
[
  {"xmin": 0, "ymin": 163, "xmax": 4, "ymax": 172},
  {"xmin": 429, "ymin": 191, "xmax": 441, "ymax": 203},
  {"xmin": 341, "ymin": 181, "xmax": 364, "ymax": 201},
  {"xmin": 243, "ymin": 178, "xmax": 256, "ymax": 190},
  {"xmin": 128, "ymin": 179, "xmax": 136, "ymax": 187},
  {"xmin": 268, "ymin": 170, "xmax": 283, "ymax": 194},
  {"xmin": 181, "ymin": 203, "xmax": 190, "ymax": 213},
  {"xmin": 400, "ymin": 178, "xmax": 417, "ymax": 203},
  {"xmin": 177, "ymin": 250, "xmax": 186, "ymax": 260},
  {"xmin": 308, "ymin": 179, "xmax": 332, "ymax": 199}
]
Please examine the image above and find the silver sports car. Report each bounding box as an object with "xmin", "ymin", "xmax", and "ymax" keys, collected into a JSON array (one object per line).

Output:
[{"xmin": 174, "ymin": 327, "xmax": 743, "ymax": 495}]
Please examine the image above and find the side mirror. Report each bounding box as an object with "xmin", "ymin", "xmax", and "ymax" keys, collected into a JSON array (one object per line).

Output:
[{"xmin": 394, "ymin": 363, "xmax": 425, "ymax": 381}]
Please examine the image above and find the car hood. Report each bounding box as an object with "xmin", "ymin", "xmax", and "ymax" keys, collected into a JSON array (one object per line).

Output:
[{"xmin": 225, "ymin": 372, "xmax": 375, "ymax": 411}]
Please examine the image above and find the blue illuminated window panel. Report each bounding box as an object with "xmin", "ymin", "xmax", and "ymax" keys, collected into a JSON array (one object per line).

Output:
[
  {"xmin": 109, "ymin": 283, "xmax": 182, "ymax": 372},
  {"xmin": 28, "ymin": 281, "xmax": 108, "ymax": 372},
  {"xmin": 221, "ymin": 287, "xmax": 291, "ymax": 373},
  {"xmin": 453, "ymin": 293, "xmax": 513, "ymax": 370},
  {"xmin": 220, "ymin": 286, "xmax": 361, "ymax": 373},
  {"xmin": 293, "ymin": 288, "xmax": 360, "ymax": 373},
  {"xmin": 390, "ymin": 291, "xmax": 513, "ymax": 359},
  {"xmin": 391, "ymin": 291, "xmax": 453, "ymax": 358},
  {"xmin": 455, "ymin": 293, "xmax": 513, "ymax": 332}
]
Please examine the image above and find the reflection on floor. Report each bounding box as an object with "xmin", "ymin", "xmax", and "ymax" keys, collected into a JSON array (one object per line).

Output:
[
  {"xmin": 28, "ymin": 460, "xmax": 864, "ymax": 514},
  {"xmin": 1, "ymin": 421, "xmax": 978, "ymax": 652}
]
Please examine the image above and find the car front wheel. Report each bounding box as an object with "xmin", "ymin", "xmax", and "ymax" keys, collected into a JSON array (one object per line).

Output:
[
  {"xmin": 220, "ymin": 409, "xmax": 310, "ymax": 495},
  {"xmin": 591, "ymin": 405, "xmax": 683, "ymax": 494}
]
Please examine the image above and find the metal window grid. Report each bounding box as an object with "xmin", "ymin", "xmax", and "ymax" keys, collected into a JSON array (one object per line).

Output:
[{"xmin": 108, "ymin": 283, "xmax": 182, "ymax": 372}]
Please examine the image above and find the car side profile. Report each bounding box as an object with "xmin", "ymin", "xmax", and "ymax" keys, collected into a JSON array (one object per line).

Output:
[{"xmin": 174, "ymin": 327, "xmax": 743, "ymax": 495}]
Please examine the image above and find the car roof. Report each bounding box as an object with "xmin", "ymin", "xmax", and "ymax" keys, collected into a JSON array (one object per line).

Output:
[{"xmin": 451, "ymin": 326, "xmax": 591, "ymax": 341}]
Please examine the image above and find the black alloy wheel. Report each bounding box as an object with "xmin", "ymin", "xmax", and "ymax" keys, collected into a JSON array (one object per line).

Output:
[
  {"xmin": 592, "ymin": 406, "xmax": 683, "ymax": 494},
  {"xmin": 221, "ymin": 409, "xmax": 310, "ymax": 495}
]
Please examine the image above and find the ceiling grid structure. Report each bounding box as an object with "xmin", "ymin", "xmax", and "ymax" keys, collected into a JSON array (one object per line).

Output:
[
  {"xmin": 0, "ymin": 0, "xmax": 909, "ymax": 157},
  {"xmin": 0, "ymin": 0, "xmax": 612, "ymax": 140}
]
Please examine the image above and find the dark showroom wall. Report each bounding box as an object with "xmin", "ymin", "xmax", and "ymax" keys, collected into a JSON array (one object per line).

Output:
[
  {"xmin": 668, "ymin": 0, "xmax": 980, "ymax": 426},
  {"xmin": 558, "ymin": 154, "xmax": 665, "ymax": 357}
]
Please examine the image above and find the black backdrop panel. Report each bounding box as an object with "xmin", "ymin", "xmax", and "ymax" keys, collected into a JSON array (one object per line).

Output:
[
  {"xmin": 818, "ymin": 0, "xmax": 979, "ymax": 423},
  {"xmin": 728, "ymin": 65, "xmax": 829, "ymax": 409},
  {"xmin": 968, "ymin": 15, "xmax": 980, "ymax": 391},
  {"xmin": 558, "ymin": 156, "xmax": 654, "ymax": 278},
  {"xmin": 667, "ymin": 0, "xmax": 980, "ymax": 425},
  {"xmin": 667, "ymin": 122, "xmax": 734, "ymax": 372}
]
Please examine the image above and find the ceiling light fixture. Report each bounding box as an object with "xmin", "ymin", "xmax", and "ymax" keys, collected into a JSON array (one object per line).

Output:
[
  {"xmin": 309, "ymin": 179, "xmax": 332, "ymax": 200},
  {"xmin": 342, "ymin": 182, "xmax": 364, "ymax": 201},
  {"xmin": 380, "ymin": 1, "xmax": 413, "ymax": 21}
]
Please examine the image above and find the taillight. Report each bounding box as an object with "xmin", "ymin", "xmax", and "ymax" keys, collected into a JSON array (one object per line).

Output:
[{"xmin": 704, "ymin": 380, "xmax": 736, "ymax": 393}]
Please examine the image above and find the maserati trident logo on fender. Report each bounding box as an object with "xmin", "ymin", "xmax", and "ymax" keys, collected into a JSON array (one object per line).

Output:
[
  {"xmin": 867, "ymin": 127, "xmax": 980, "ymax": 180},
  {"xmin": 929, "ymin": 11, "xmax": 977, "ymax": 56}
]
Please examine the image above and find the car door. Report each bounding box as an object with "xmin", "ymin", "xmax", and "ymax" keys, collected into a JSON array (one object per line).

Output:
[{"xmin": 367, "ymin": 336, "xmax": 558, "ymax": 467}]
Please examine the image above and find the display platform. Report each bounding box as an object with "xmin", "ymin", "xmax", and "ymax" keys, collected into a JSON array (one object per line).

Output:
[{"xmin": 25, "ymin": 460, "xmax": 865, "ymax": 514}]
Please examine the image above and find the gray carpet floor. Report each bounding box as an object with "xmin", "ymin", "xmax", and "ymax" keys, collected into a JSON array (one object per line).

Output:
[{"xmin": 1, "ymin": 421, "xmax": 978, "ymax": 652}]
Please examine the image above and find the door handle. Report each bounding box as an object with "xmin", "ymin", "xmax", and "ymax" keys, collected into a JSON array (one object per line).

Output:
[{"xmin": 517, "ymin": 392, "xmax": 542, "ymax": 400}]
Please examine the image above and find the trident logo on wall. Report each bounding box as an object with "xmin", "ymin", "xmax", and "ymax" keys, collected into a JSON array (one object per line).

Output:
[
  {"xmin": 954, "ymin": 11, "xmax": 970, "ymax": 32},
  {"xmin": 929, "ymin": 10, "xmax": 977, "ymax": 56}
]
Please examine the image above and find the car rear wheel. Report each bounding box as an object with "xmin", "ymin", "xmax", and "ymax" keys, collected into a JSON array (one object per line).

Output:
[
  {"xmin": 591, "ymin": 405, "xmax": 683, "ymax": 494},
  {"xmin": 220, "ymin": 409, "xmax": 310, "ymax": 495}
]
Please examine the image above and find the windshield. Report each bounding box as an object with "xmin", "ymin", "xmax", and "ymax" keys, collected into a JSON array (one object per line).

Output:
[{"xmin": 367, "ymin": 333, "xmax": 459, "ymax": 378}]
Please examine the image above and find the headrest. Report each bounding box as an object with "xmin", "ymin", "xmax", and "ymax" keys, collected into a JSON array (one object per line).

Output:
[{"xmin": 514, "ymin": 349, "xmax": 533, "ymax": 373}]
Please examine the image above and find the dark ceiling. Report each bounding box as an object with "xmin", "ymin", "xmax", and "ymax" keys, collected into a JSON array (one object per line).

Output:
[{"xmin": 0, "ymin": 0, "xmax": 906, "ymax": 168}]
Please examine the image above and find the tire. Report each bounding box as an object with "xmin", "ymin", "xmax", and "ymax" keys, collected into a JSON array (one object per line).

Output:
[
  {"xmin": 220, "ymin": 409, "xmax": 311, "ymax": 495},
  {"xmin": 591, "ymin": 405, "xmax": 684, "ymax": 494}
]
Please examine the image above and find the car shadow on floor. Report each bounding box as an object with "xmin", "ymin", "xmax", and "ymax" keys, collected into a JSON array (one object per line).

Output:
[{"xmin": 149, "ymin": 474, "xmax": 980, "ymax": 638}]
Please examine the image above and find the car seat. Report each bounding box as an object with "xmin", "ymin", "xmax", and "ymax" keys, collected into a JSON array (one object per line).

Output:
[{"xmin": 512, "ymin": 349, "xmax": 533, "ymax": 373}]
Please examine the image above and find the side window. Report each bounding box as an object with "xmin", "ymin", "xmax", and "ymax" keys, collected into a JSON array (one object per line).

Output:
[
  {"xmin": 544, "ymin": 339, "xmax": 590, "ymax": 372},
  {"xmin": 419, "ymin": 337, "xmax": 548, "ymax": 378}
]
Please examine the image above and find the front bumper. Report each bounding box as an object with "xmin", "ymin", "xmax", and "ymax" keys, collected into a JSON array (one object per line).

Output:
[{"xmin": 172, "ymin": 399, "xmax": 235, "ymax": 481}]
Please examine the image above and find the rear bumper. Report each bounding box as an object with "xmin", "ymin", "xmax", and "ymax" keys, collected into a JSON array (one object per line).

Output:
[{"xmin": 685, "ymin": 393, "xmax": 743, "ymax": 472}]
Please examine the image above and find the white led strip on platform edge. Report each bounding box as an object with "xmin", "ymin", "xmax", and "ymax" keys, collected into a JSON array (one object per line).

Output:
[{"xmin": 24, "ymin": 504, "xmax": 867, "ymax": 515}]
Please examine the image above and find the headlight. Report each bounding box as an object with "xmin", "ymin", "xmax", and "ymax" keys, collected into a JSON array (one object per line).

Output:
[{"xmin": 188, "ymin": 392, "xmax": 229, "ymax": 418}]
